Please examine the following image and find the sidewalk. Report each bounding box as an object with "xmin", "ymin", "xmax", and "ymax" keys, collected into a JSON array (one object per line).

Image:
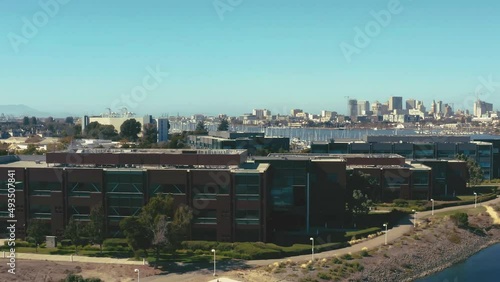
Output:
[{"xmin": 10, "ymin": 252, "xmax": 146, "ymax": 265}]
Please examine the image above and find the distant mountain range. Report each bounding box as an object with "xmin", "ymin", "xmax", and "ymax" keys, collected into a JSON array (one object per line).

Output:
[{"xmin": 0, "ymin": 105, "xmax": 74, "ymax": 118}]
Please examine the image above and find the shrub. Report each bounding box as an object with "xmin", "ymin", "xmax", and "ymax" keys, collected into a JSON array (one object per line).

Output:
[
  {"xmin": 60, "ymin": 239, "xmax": 72, "ymax": 247},
  {"xmin": 317, "ymin": 272, "xmax": 332, "ymax": 280},
  {"xmin": 103, "ymin": 238, "xmax": 129, "ymax": 248},
  {"xmin": 341, "ymin": 253, "xmax": 353, "ymax": 260},
  {"xmin": 64, "ymin": 274, "xmax": 103, "ymax": 282},
  {"xmin": 345, "ymin": 227, "xmax": 381, "ymax": 239},
  {"xmin": 393, "ymin": 199, "xmax": 409, "ymax": 207},
  {"xmin": 360, "ymin": 247, "xmax": 369, "ymax": 257},
  {"xmin": 181, "ymin": 241, "xmax": 217, "ymax": 251},
  {"xmin": 5, "ymin": 240, "xmax": 35, "ymax": 248},
  {"xmin": 450, "ymin": 212, "xmax": 469, "ymax": 228}
]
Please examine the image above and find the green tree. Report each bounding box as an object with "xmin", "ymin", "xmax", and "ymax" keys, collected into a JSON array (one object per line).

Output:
[
  {"xmin": 21, "ymin": 144, "xmax": 38, "ymax": 155},
  {"xmin": 194, "ymin": 121, "xmax": 208, "ymax": 135},
  {"xmin": 26, "ymin": 219, "xmax": 49, "ymax": 253},
  {"xmin": 65, "ymin": 116, "xmax": 74, "ymax": 124},
  {"xmin": 30, "ymin": 116, "xmax": 37, "ymax": 125},
  {"xmin": 142, "ymin": 123, "xmax": 158, "ymax": 146},
  {"xmin": 119, "ymin": 216, "xmax": 151, "ymax": 257},
  {"xmin": 120, "ymin": 119, "xmax": 142, "ymax": 141},
  {"xmin": 23, "ymin": 116, "xmax": 30, "ymax": 126},
  {"xmin": 347, "ymin": 190, "xmax": 373, "ymax": 228},
  {"xmin": 64, "ymin": 218, "xmax": 87, "ymax": 254},
  {"xmin": 217, "ymin": 118, "xmax": 229, "ymax": 131},
  {"xmin": 99, "ymin": 125, "xmax": 118, "ymax": 140},
  {"xmin": 456, "ymin": 154, "xmax": 484, "ymax": 187},
  {"xmin": 167, "ymin": 133, "xmax": 187, "ymax": 149},
  {"xmin": 86, "ymin": 205, "xmax": 106, "ymax": 253}
]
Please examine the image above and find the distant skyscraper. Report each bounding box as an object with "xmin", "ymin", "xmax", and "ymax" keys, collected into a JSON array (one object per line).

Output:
[
  {"xmin": 348, "ymin": 99, "xmax": 358, "ymax": 117},
  {"xmin": 156, "ymin": 118, "xmax": 170, "ymax": 143},
  {"xmin": 406, "ymin": 99, "xmax": 416, "ymax": 110},
  {"xmin": 357, "ymin": 100, "xmax": 370, "ymax": 116},
  {"xmin": 474, "ymin": 100, "xmax": 493, "ymax": 117},
  {"xmin": 430, "ymin": 100, "xmax": 437, "ymax": 114},
  {"xmin": 436, "ymin": 101, "xmax": 443, "ymax": 115},
  {"xmin": 389, "ymin": 96, "xmax": 403, "ymax": 111}
]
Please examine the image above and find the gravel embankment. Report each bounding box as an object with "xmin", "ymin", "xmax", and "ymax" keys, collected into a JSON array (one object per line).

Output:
[{"xmin": 353, "ymin": 216, "xmax": 500, "ymax": 282}]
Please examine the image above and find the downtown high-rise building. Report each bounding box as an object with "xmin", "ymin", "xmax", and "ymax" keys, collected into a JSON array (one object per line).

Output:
[
  {"xmin": 389, "ymin": 96, "xmax": 403, "ymax": 111},
  {"xmin": 406, "ymin": 99, "xmax": 416, "ymax": 110},
  {"xmin": 348, "ymin": 99, "xmax": 358, "ymax": 117},
  {"xmin": 357, "ymin": 100, "xmax": 370, "ymax": 116}
]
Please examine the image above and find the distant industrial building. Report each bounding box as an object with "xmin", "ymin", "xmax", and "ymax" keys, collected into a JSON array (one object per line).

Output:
[
  {"xmin": 82, "ymin": 114, "xmax": 152, "ymax": 135},
  {"xmin": 311, "ymin": 135, "xmax": 493, "ymax": 181},
  {"xmin": 187, "ymin": 131, "xmax": 289, "ymax": 155}
]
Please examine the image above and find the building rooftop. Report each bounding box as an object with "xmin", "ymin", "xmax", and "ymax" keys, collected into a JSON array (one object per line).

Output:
[
  {"xmin": 0, "ymin": 160, "xmax": 48, "ymax": 168},
  {"xmin": 60, "ymin": 148, "xmax": 246, "ymax": 155}
]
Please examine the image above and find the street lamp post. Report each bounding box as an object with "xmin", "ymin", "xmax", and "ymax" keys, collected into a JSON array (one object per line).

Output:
[
  {"xmin": 474, "ymin": 192, "xmax": 477, "ymax": 208},
  {"xmin": 309, "ymin": 237, "xmax": 314, "ymax": 261},
  {"xmin": 383, "ymin": 223, "xmax": 388, "ymax": 245},
  {"xmin": 431, "ymin": 199, "xmax": 434, "ymax": 215},
  {"xmin": 134, "ymin": 269, "xmax": 140, "ymax": 282},
  {"xmin": 412, "ymin": 209, "xmax": 417, "ymax": 227},
  {"xmin": 211, "ymin": 249, "xmax": 216, "ymax": 276}
]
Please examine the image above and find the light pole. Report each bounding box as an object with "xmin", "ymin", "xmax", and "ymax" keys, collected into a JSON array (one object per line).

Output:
[
  {"xmin": 211, "ymin": 249, "xmax": 216, "ymax": 276},
  {"xmin": 431, "ymin": 199, "xmax": 434, "ymax": 215},
  {"xmin": 383, "ymin": 223, "xmax": 388, "ymax": 245},
  {"xmin": 412, "ymin": 209, "xmax": 417, "ymax": 227},
  {"xmin": 134, "ymin": 269, "xmax": 140, "ymax": 282},
  {"xmin": 474, "ymin": 192, "xmax": 477, "ymax": 208},
  {"xmin": 309, "ymin": 237, "xmax": 314, "ymax": 261}
]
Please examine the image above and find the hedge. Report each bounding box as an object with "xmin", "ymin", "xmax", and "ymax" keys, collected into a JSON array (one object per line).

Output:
[
  {"xmin": 180, "ymin": 240, "xmax": 348, "ymax": 260},
  {"xmin": 345, "ymin": 227, "xmax": 382, "ymax": 240},
  {"xmin": 103, "ymin": 238, "xmax": 129, "ymax": 248}
]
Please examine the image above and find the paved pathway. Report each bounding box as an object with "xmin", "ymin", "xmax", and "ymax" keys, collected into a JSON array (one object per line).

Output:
[{"xmin": 9, "ymin": 252, "xmax": 146, "ymax": 265}]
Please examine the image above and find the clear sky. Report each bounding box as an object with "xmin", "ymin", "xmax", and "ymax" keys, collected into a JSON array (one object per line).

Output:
[{"xmin": 1, "ymin": 0, "xmax": 499, "ymax": 117}]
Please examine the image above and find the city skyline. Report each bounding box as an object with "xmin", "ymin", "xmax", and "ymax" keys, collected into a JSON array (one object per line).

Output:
[{"xmin": 1, "ymin": 0, "xmax": 500, "ymax": 116}]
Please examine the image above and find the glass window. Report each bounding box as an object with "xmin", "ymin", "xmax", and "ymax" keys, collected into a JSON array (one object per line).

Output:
[
  {"xmin": 68, "ymin": 182, "xmax": 101, "ymax": 197},
  {"xmin": 235, "ymin": 210, "xmax": 259, "ymax": 225},
  {"xmin": 412, "ymin": 171, "xmax": 429, "ymax": 185},
  {"xmin": 105, "ymin": 171, "xmax": 144, "ymax": 193},
  {"xmin": 30, "ymin": 181, "xmax": 61, "ymax": 196},
  {"xmin": 107, "ymin": 194, "xmax": 143, "ymax": 217},
  {"xmin": 30, "ymin": 204, "xmax": 51, "ymax": 219},
  {"xmin": 194, "ymin": 209, "xmax": 217, "ymax": 224},
  {"xmin": 149, "ymin": 184, "xmax": 186, "ymax": 195}
]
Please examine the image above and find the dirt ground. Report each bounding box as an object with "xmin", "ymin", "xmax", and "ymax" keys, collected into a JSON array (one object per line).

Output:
[{"xmin": 0, "ymin": 259, "xmax": 161, "ymax": 282}]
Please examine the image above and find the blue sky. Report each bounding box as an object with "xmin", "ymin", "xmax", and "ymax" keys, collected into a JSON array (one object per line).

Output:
[{"xmin": 1, "ymin": 0, "xmax": 499, "ymax": 117}]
